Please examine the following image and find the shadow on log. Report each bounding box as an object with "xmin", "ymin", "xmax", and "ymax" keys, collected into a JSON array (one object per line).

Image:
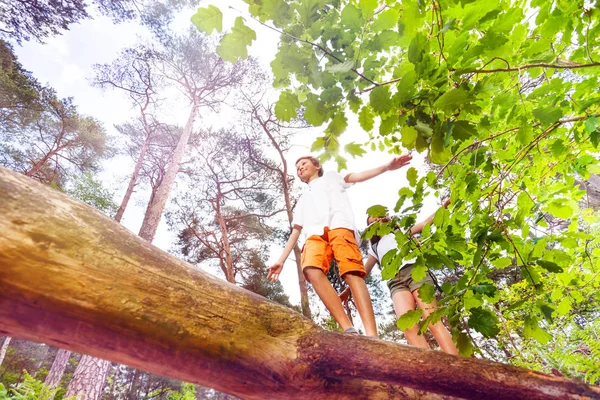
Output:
[{"xmin": 0, "ymin": 167, "xmax": 598, "ymax": 400}]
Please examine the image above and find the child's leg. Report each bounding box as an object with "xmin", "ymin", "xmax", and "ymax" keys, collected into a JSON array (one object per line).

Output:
[
  {"xmin": 392, "ymin": 290, "xmax": 430, "ymax": 349},
  {"xmin": 343, "ymin": 272, "xmax": 378, "ymax": 337},
  {"xmin": 304, "ymin": 267, "xmax": 354, "ymax": 331},
  {"xmin": 413, "ymin": 292, "xmax": 458, "ymax": 355},
  {"xmin": 328, "ymin": 229, "xmax": 378, "ymax": 337}
]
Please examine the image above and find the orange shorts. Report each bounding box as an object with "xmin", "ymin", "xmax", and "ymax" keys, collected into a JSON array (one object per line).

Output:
[{"xmin": 301, "ymin": 228, "xmax": 365, "ymax": 278}]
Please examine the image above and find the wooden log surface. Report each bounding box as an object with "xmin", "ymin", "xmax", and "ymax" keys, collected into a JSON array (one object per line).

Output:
[{"xmin": 0, "ymin": 167, "xmax": 598, "ymax": 400}]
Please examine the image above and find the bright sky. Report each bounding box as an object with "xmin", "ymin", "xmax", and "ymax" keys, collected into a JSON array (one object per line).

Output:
[{"xmin": 13, "ymin": 4, "xmax": 442, "ymax": 307}]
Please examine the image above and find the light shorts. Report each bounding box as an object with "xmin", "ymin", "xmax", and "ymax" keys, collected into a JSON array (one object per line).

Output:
[
  {"xmin": 301, "ymin": 227, "xmax": 366, "ymax": 279},
  {"xmin": 387, "ymin": 263, "xmax": 434, "ymax": 298}
]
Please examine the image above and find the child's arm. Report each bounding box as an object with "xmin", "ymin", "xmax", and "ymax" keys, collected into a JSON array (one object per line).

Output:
[
  {"xmin": 267, "ymin": 225, "xmax": 302, "ymax": 281},
  {"xmin": 344, "ymin": 154, "xmax": 412, "ymax": 184},
  {"xmin": 340, "ymin": 255, "xmax": 378, "ymax": 301},
  {"xmin": 410, "ymin": 198, "xmax": 451, "ymax": 235}
]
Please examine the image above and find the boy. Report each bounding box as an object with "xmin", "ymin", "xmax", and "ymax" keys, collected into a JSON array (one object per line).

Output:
[
  {"xmin": 341, "ymin": 201, "xmax": 458, "ymax": 353},
  {"xmin": 267, "ymin": 154, "xmax": 412, "ymax": 336}
]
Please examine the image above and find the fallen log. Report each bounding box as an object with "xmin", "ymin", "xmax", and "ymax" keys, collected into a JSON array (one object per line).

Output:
[{"xmin": 0, "ymin": 167, "xmax": 598, "ymax": 399}]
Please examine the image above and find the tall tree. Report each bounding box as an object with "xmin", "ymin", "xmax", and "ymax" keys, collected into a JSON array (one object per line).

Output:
[
  {"xmin": 0, "ymin": 0, "xmax": 193, "ymax": 44},
  {"xmin": 0, "ymin": 337, "xmax": 10, "ymax": 368},
  {"xmin": 136, "ymin": 30, "xmax": 254, "ymax": 242},
  {"xmin": 172, "ymin": 128, "xmax": 282, "ymax": 284},
  {"xmin": 94, "ymin": 47, "xmax": 161, "ymax": 223},
  {"xmin": 0, "ymin": 40, "xmax": 43, "ymax": 129},
  {"xmin": 240, "ymin": 90, "xmax": 312, "ymax": 318}
]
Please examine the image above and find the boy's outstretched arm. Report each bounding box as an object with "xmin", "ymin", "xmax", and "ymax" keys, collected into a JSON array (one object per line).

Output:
[
  {"xmin": 410, "ymin": 198, "xmax": 451, "ymax": 235},
  {"xmin": 344, "ymin": 154, "xmax": 412, "ymax": 184},
  {"xmin": 267, "ymin": 225, "xmax": 302, "ymax": 281}
]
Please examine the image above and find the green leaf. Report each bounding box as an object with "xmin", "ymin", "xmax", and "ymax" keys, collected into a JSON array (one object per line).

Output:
[
  {"xmin": 402, "ymin": 126, "xmax": 417, "ymax": 149},
  {"xmin": 191, "ymin": 5, "xmax": 223, "ymax": 34},
  {"xmin": 411, "ymin": 262, "xmax": 427, "ymax": 282},
  {"xmin": 546, "ymin": 200, "xmax": 574, "ymax": 219},
  {"xmin": 429, "ymin": 131, "xmax": 451, "ymax": 164},
  {"xmin": 517, "ymin": 123, "xmax": 532, "ymax": 145},
  {"xmin": 358, "ymin": 0, "xmax": 377, "ymax": 19},
  {"xmin": 453, "ymin": 121, "xmax": 477, "ymax": 140},
  {"xmin": 433, "ymin": 88, "xmax": 469, "ymax": 113},
  {"xmin": 358, "ymin": 106, "xmax": 375, "ymax": 131},
  {"xmin": 367, "ymin": 204, "xmax": 388, "ymax": 218},
  {"xmin": 370, "ymin": 86, "xmax": 392, "ymax": 113},
  {"xmin": 406, "ymin": 167, "xmax": 418, "ymax": 187},
  {"xmin": 274, "ymin": 91, "xmax": 299, "ymax": 122},
  {"xmin": 532, "ymin": 107, "xmax": 562, "ymax": 125},
  {"xmin": 327, "ymin": 60, "xmax": 354, "ymax": 73},
  {"xmin": 456, "ymin": 331, "xmax": 474, "ymax": 357},
  {"xmin": 216, "ymin": 17, "xmax": 256, "ymax": 62},
  {"xmin": 468, "ymin": 307, "xmax": 500, "ymax": 338},
  {"xmin": 419, "ymin": 308, "xmax": 446, "ymax": 334},
  {"xmin": 344, "ymin": 142, "xmax": 366, "ymax": 158},
  {"xmin": 584, "ymin": 116, "xmax": 598, "ymax": 133},
  {"xmin": 524, "ymin": 317, "xmax": 552, "ymax": 344},
  {"xmin": 536, "ymin": 260, "xmax": 563, "ymax": 273},
  {"xmin": 471, "ymin": 283, "xmax": 497, "ymax": 297},
  {"xmin": 296, "ymin": 0, "xmax": 322, "ymax": 26},
  {"xmin": 417, "ymin": 283, "xmax": 436, "ymax": 303},
  {"xmin": 341, "ymin": 4, "xmax": 363, "ymax": 30},
  {"xmin": 304, "ymin": 94, "xmax": 328, "ymax": 126},
  {"xmin": 325, "ymin": 112, "xmax": 348, "ymax": 136},
  {"xmin": 372, "ymin": 8, "xmax": 399, "ymax": 32},
  {"xmin": 377, "ymin": 30, "xmax": 401, "ymax": 50},
  {"xmin": 397, "ymin": 309, "xmax": 424, "ymax": 330}
]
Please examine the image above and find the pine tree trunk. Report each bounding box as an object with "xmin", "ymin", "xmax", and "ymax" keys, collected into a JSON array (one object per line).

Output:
[
  {"xmin": 0, "ymin": 337, "xmax": 11, "ymax": 367},
  {"xmin": 64, "ymin": 356, "xmax": 110, "ymax": 400},
  {"xmin": 138, "ymin": 106, "xmax": 196, "ymax": 242},
  {"xmin": 1, "ymin": 167, "xmax": 599, "ymax": 400},
  {"xmin": 115, "ymin": 139, "xmax": 150, "ymax": 222},
  {"xmin": 44, "ymin": 348, "xmax": 71, "ymax": 390}
]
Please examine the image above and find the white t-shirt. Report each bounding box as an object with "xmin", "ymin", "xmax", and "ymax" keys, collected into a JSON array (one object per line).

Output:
[
  {"xmin": 292, "ymin": 171, "xmax": 357, "ymax": 241},
  {"xmin": 368, "ymin": 231, "xmax": 417, "ymax": 267}
]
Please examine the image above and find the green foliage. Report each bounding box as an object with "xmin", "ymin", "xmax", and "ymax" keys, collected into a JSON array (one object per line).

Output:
[
  {"xmin": 190, "ymin": 5, "xmax": 223, "ymax": 34},
  {"xmin": 216, "ymin": 17, "xmax": 256, "ymax": 62},
  {"xmin": 1, "ymin": 372, "xmax": 74, "ymax": 400},
  {"xmin": 66, "ymin": 172, "xmax": 118, "ymax": 216},
  {"xmin": 200, "ymin": 0, "xmax": 600, "ymax": 374},
  {"xmin": 167, "ymin": 382, "xmax": 197, "ymax": 400}
]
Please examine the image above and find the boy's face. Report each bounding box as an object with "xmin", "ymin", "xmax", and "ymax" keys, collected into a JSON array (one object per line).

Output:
[{"xmin": 296, "ymin": 158, "xmax": 319, "ymax": 183}]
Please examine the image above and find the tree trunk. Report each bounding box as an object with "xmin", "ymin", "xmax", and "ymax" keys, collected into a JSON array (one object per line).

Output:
[
  {"xmin": 259, "ymin": 115, "xmax": 311, "ymax": 318},
  {"xmin": 44, "ymin": 348, "xmax": 71, "ymax": 391},
  {"xmin": 64, "ymin": 356, "xmax": 110, "ymax": 400},
  {"xmin": 0, "ymin": 337, "xmax": 11, "ymax": 367},
  {"xmin": 138, "ymin": 106, "xmax": 196, "ymax": 242},
  {"xmin": 1, "ymin": 168, "xmax": 599, "ymax": 400},
  {"xmin": 115, "ymin": 139, "xmax": 150, "ymax": 222}
]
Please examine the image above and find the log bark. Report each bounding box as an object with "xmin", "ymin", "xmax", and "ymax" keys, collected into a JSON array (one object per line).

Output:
[{"xmin": 0, "ymin": 167, "xmax": 598, "ymax": 400}]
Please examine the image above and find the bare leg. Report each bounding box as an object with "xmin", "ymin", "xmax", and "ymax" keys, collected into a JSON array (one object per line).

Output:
[
  {"xmin": 304, "ymin": 267, "xmax": 353, "ymax": 331},
  {"xmin": 413, "ymin": 291, "xmax": 458, "ymax": 355},
  {"xmin": 343, "ymin": 272, "xmax": 378, "ymax": 337},
  {"xmin": 392, "ymin": 290, "xmax": 430, "ymax": 349}
]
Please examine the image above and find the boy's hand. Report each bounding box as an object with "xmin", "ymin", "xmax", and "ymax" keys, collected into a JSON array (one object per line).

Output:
[
  {"xmin": 386, "ymin": 154, "xmax": 412, "ymax": 171},
  {"xmin": 339, "ymin": 287, "xmax": 351, "ymax": 303},
  {"xmin": 442, "ymin": 198, "xmax": 451, "ymax": 208},
  {"xmin": 266, "ymin": 262, "xmax": 284, "ymax": 281}
]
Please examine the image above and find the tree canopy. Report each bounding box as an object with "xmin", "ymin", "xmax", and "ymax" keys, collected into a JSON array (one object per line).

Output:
[{"xmin": 194, "ymin": 0, "xmax": 600, "ymax": 366}]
